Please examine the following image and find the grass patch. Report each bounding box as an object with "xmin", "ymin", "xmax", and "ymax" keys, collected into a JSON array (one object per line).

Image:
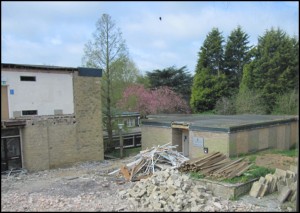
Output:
[
  {"xmin": 189, "ymin": 171, "xmax": 205, "ymax": 179},
  {"xmin": 221, "ymin": 165, "xmax": 275, "ymax": 184},
  {"xmin": 231, "ymin": 147, "xmax": 297, "ymax": 160},
  {"xmin": 265, "ymin": 149, "xmax": 297, "ymax": 157},
  {"xmin": 106, "ymin": 147, "xmax": 142, "ymax": 158}
]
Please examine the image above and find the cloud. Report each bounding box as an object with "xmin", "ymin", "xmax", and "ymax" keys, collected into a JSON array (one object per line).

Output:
[
  {"xmin": 151, "ymin": 40, "xmax": 168, "ymax": 49},
  {"xmin": 2, "ymin": 1, "xmax": 299, "ymax": 75},
  {"xmin": 49, "ymin": 36, "xmax": 62, "ymax": 45}
]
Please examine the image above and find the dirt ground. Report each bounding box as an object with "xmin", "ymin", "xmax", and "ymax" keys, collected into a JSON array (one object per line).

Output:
[
  {"xmin": 255, "ymin": 153, "xmax": 298, "ymax": 170},
  {"xmin": 1, "ymin": 152, "xmax": 298, "ymax": 212}
]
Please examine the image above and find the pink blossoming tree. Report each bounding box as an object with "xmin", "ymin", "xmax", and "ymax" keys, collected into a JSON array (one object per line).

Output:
[{"xmin": 117, "ymin": 84, "xmax": 191, "ymax": 117}]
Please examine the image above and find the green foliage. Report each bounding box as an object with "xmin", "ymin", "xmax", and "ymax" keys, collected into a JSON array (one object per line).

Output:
[
  {"xmin": 136, "ymin": 74, "xmax": 150, "ymax": 88},
  {"xmin": 265, "ymin": 148, "xmax": 297, "ymax": 157},
  {"xmin": 241, "ymin": 27, "xmax": 299, "ymax": 113},
  {"xmin": 191, "ymin": 28, "xmax": 228, "ymax": 113},
  {"xmin": 146, "ymin": 66, "xmax": 193, "ymax": 102},
  {"xmin": 235, "ymin": 87, "xmax": 266, "ymax": 114},
  {"xmin": 248, "ymin": 155, "xmax": 257, "ymax": 163},
  {"xmin": 272, "ymin": 90, "xmax": 299, "ymax": 115},
  {"xmin": 108, "ymin": 57, "xmax": 140, "ymax": 113},
  {"xmin": 224, "ymin": 26, "xmax": 252, "ymax": 94},
  {"xmin": 189, "ymin": 171, "xmax": 205, "ymax": 179},
  {"xmin": 191, "ymin": 69, "xmax": 228, "ymax": 112},
  {"xmin": 82, "ymin": 13, "xmax": 130, "ymax": 150},
  {"xmin": 214, "ymin": 95, "xmax": 237, "ymax": 115}
]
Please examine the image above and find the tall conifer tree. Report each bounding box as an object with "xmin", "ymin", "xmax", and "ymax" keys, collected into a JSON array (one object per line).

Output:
[{"xmin": 191, "ymin": 28, "xmax": 227, "ymax": 112}]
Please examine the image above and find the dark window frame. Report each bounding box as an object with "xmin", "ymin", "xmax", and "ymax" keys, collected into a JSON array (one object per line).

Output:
[
  {"xmin": 22, "ymin": 110, "xmax": 38, "ymax": 115},
  {"xmin": 20, "ymin": 76, "xmax": 36, "ymax": 81}
]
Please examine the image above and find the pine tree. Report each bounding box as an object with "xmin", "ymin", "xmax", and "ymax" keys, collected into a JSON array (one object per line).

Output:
[
  {"xmin": 224, "ymin": 26, "xmax": 251, "ymax": 94},
  {"xmin": 191, "ymin": 28, "xmax": 227, "ymax": 112}
]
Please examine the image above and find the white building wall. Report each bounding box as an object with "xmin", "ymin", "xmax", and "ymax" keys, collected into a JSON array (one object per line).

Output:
[{"xmin": 2, "ymin": 71, "xmax": 74, "ymax": 118}]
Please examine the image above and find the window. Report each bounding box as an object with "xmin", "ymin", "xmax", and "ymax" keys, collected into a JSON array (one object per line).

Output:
[
  {"xmin": 22, "ymin": 110, "xmax": 38, "ymax": 115},
  {"xmin": 20, "ymin": 76, "xmax": 36, "ymax": 81},
  {"xmin": 126, "ymin": 118, "xmax": 136, "ymax": 127}
]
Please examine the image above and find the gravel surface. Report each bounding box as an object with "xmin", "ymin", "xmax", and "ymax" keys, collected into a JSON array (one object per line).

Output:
[{"xmin": 0, "ymin": 157, "xmax": 295, "ymax": 212}]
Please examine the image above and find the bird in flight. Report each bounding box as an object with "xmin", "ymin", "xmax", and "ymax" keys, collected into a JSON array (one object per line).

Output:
[{"xmin": 159, "ymin": 17, "xmax": 162, "ymax": 21}]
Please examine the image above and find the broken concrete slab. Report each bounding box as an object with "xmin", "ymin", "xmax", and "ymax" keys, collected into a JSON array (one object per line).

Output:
[
  {"xmin": 249, "ymin": 182, "xmax": 263, "ymax": 198},
  {"xmin": 274, "ymin": 168, "xmax": 287, "ymax": 179},
  {"xmin": 277, "ymin": 186, "xmax": 291, "ymax": 203}
]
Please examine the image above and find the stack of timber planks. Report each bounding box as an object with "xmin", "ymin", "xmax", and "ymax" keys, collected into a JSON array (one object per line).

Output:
[{"xmin": 178, "ymin": 152, "xmax": 253, "ymax": 179}]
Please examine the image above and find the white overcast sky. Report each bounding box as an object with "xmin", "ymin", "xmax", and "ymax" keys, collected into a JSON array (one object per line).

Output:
[{"xmin": 1, "ymin": 1, "xmax": 299, "ymax": 75}]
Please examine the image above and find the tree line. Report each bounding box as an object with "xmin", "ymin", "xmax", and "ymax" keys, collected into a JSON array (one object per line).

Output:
[
  {"xmin": 82, "ymin": 14, "xmax": 298, "ymax": 151},
  {"xmin": 191, "ymin": 26, "xmax": 298, "ymax": 115}
]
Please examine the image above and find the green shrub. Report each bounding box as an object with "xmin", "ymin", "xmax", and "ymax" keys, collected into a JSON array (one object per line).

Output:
[
  {"xmin": 235, "ymin": 88, "xmax": 266, "ymax": 114},
  {"xmin": 215, "ymin": 96, "xmax": 237, "ymax": 115},
  {"xmin": 272, "ymin": 90, "xmax": 299, "ymax": 115}
]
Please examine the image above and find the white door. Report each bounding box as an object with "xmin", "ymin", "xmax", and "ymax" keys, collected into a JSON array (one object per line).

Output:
[{"xmin": 182, "ymin": 130, "xmax": 189, "ymax": 157}]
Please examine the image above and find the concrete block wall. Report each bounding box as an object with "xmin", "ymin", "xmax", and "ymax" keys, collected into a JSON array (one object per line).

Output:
[
  {"xmin": 229, "ymin": 121, "xmax": 299, "ymax": 157},
  {"xmin": 73, "ymin": 75, "xmax": 103, "ymax": 163},
  {"xmin": 21, "ymin": 126, "xmax": 50, "ymax": 171},
  {"xmin": 141, "ymin": 126, "xmax": 171, "ymax": 150},
  {"xmin": 48, "ymin": 124, "xmax": 77, "ymax": 168},
  {"xmin": 190, "ymin": 131, "xmax": 229, "ymax": 159},
  {"xmin": 21, "ymin": 119, "xmax": 77, "ymax": 171}
]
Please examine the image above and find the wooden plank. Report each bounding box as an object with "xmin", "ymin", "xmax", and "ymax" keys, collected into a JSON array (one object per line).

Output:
[
  {"xmin": 236, "ymin": 163, "xmax": 253, "ymax": 176},
  {"xmin": 120, "ymin": 165, "xmax": 131, "ymax": 181},
  {"xmin": 200, "ymin": 163, "xmax": 228, "ymax": 175},
  {"xmin": 192, "ymin": 154, "xmax": 223, "ymax": 168},
  {"xmin": 212, "ymin": 158, "xmax": 231, "ymax": 166},
  {"xmin": 197, "ymin": 155, "xmax": 227, "ymax": 169},
  {"xmin": 226, "ymin": 161, "xmax": 249, "ymax": 179},
  {"xmin": 193, "ymin": 152, "xmax": 222, "ymax": 164},
  {"xmin": 200, "ymin": 161, "xmax": 230, "ymax": 170},
  {"xmin": 213, "ymin": 158, "xmax": 244, "ymax": 174},
  {"xmin": 129, "ymin": 159, "xmax": 145, "ymax": 180}
]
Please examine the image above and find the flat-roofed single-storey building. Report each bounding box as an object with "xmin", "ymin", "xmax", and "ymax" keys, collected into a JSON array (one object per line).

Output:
[
  {"xmin": 141, "ymin": 114, "xmax": 298, "ymax": 158},
  {"xmin": 1, "ymin": 63, "xmax": 103, "ymax": 172}
]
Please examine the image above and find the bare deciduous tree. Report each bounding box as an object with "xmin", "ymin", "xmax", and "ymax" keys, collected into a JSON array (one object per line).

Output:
[{"xmin": 82, "ymin": 13, "xmax": 128, "ymax": 151}]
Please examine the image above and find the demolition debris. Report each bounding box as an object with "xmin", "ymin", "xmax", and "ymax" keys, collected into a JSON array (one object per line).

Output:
[{"xmin": 109, "ymin": 143, "xmax": 189, "ymax": 181}]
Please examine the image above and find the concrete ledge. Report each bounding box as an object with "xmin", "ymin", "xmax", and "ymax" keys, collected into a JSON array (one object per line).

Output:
[{"xmin": 194, "ymin": 178, "xmax": 258, "ymax": 200}]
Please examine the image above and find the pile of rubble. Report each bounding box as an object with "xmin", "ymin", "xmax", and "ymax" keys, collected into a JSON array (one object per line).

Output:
[
  {"xmin": 249, "ymin": 166, "xmax": 298, "ymax": 203},
  {"xmin": 118, "ymin": 168, "xmax": 261, "ymax": 212},
  {"xmin": 110, "ymin": 143, "xmax": 189, "ymax": 181},
  {"xmin": 178, "ymin": 152, "xmax": 252, "ymax": 179}
]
